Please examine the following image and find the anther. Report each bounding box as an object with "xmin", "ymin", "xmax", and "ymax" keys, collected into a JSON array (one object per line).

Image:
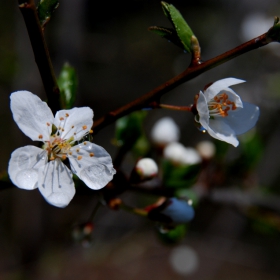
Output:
[
  {"xmin": 77, "ymin": 156, "xmax": 82, "ymax": 160},
  {"xmin": 46, "ymin": 122, "xmax": 50, "ymax": 126},
  {"xmin": 84, "ymin": 142, "xmax": 87, "ymax": 145},
  {"xmin": 90, "ymin": 153, "xmax": 94, "ymax": 157},
  {"xmin": 60, "ymin": 117, "xmax": 64, "ymax": 121},
  {"xmin": 65, "ymin": 113, "xmax": 69, "ymax": 117},
  {"xmin": 38, "ymin": 134, "xmax": 43, "ymax": 139},
  {"xmin": 89, "ymin": 130, "xmax": 93, "ymax": 134},
  {"xmin": 76, "ymin": 148, "xmax": 80, "ymax": 152},
  {"xmin": 82, "ymin": 125, "xmax": 87, "ymax": 130}
]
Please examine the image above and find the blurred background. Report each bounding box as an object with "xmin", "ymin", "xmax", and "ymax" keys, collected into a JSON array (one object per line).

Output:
[{"xmin": 1, "ymin": 0, "xmax": 280, "ymax": 279}]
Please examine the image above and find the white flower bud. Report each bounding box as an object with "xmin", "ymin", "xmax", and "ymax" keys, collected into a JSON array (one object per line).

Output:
[
  {"xmin": 136, "ymin": 158, "xmax": 158, "ymax": 179},
  {"xmin": 151, "ymin": 117, "xmax": 180, "ymax": 146},
  {"xmin": 196, "ymin": 141, "xmax": 216, "ymax": 159},
  {"xmin": 164, "ymin": 142, "xmax": 201, "ymax": 165}
]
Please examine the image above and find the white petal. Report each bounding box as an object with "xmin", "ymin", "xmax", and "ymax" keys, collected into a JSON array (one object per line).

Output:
[
  {"xmin": 8, "ymin": 145, "xmax": 47, "ymax": 190},
  {"xmin": 205, "ymin": 78, "xmax": 245, "ymax": 101},
  {"xmin": 69, "ymin": 142, "xmax": 116, "ymax": 190},
  {"xmin": 37, "ymin": 159, "xmax": 75, "ymax": 208},
  {"xmin": 208, "ymin": 119, "xmax": 239, "ymax": 147},
  {"xmin": 196, "ymin": 92, "xmax": 210, "ymax": 128},
  {"xmin": 225, "ymin": 102, "xmax": 260, "ymax": 135},
  {"xmin": 54, "ymin": 107, "xmax": 93, "ymax": 141},
  {"xmin": 10, "ymin": 91, "xmax": 54, "ymax": 141}
]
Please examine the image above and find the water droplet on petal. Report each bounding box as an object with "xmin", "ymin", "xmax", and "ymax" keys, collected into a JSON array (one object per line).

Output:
[
  {"xmin": 46, "ymin": 193, "xmax": 71, "ymax": 208},
  {"xmin": 80, "ymin": 165, "xmax": 106, "ymax": 189},
  {"xmin": 16, "ymin": 169, "xmax": 38, "ymax": 190}
]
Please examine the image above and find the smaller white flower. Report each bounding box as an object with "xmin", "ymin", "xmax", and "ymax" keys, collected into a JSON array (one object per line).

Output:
[
  {"xmin": 196, "ymin": 78, "xmax": 260, "ymax": 147},
  {"xmin": 164, "ymin": 142, "xmax": 201, "ymax": 165},
  {"xmin": 196, "ymin": 141, "xmax": 216, "ymax": 160},
  {"xmin": 8, "ymin": 91, "xmax": 116, "ymax": 208},
  {"xmin": 136, "ymin": 158, "xmax": 158, "ymax": 179},
  {"xmin": 151, "ymin": 117, "xmax": 180, "ymax": 146}
]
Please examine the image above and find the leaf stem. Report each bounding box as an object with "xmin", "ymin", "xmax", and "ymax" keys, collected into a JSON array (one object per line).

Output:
[{"xmin": 18, "ymin": 0, "xmax": 60, "ymax": 114}]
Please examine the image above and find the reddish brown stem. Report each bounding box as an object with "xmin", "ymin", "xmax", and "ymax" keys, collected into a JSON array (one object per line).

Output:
[
  {"xmin": 93, "ymin": 33, "xmax": 269, "ymax": 135},
  {"xmin": 159, "ymin": 104, "xmax": 192, "ymax": 111}
]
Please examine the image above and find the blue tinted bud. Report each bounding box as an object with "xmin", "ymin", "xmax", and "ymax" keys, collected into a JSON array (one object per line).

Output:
[{"xmin": 161, "ymin": 198, "xmax": 195, "ymax": 224}]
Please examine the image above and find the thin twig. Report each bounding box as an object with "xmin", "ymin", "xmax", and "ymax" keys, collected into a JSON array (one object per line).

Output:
[
  {"xmin": 93, "ymin": 33, "xmax": 269, "ymax": 135},
  {"xmin": 18, "ymin": 0, "xmax": 60, "ymax": 114}
]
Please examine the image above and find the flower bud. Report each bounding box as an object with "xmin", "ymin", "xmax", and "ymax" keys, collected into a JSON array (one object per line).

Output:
[
  {"xmin": 148, "ymin": 197, "xmax": 195, "ymax": 225},
  {"xmin": 136, "ymin": 158, "xmax": 158, "ymax": 178},
  {"xmin": 164, "ymin": 142, "xmax": 201, "ymax": 165},
  {"xmin": 130, "ymin": 158, "xmax": 158, "ymax": 184},
  {"xmin": 196, "ymin": 140, "xmax": 215, "ymax": 160},
  {"xmin": 151, "ymin": 117, "xmax": 180, "ymax": 146}
]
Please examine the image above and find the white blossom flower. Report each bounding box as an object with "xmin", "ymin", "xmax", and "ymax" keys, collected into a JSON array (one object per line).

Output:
[
  {"xmin": 196, "ymin": 78, "xmax": 260, "ymax": 147},
  {"xmin": 8, "ymin": 91, "xmax": 116, "ymax": 208},
  {"xmin": 164, "ymin": 142, "xmax": 201, "ymax": 165},
  {"xmin": 196, "ymin": 140, "xmax": 216, "ymax": 160},
  {"xmin": 151, "ymin": 117, "xmax": 180, "ymax": 146}
]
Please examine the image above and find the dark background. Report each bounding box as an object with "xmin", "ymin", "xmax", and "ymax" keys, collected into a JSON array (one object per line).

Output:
[{"xmin": 1, "ymin": 0, "xmax": 280, "ymax": 279}]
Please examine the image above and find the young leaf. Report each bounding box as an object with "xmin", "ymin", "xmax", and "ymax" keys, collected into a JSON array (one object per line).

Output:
[
  {"xmin": 57, "ymin": 63, "xmax": 78, "ymax": 109},
  {"xmin": 162, "ymin": 160, "xmax": 201, "ymax": 189},
  {"xmin": 161, "ymin": 2, "xmax": 195, "ymax": 53},
  {"xmin": 37, "ymin": 0, "xmax": 59, "ymax": 27},
  {"xmin": 115, "ymin": 111, "xmax": 147, "ymax": 148},
  {"xmin": 148, "ymin": 26, "xmax": 185, "ymax": 49}
]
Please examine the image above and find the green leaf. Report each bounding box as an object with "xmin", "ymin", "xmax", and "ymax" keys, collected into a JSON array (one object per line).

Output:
[
  {"xmin": 132, "ymin": 135, "xmax": 151, "ymax": 158},
  {"xmin": 148, "ymin": 26, "xmax": 185, "ymax": 49},
  {"xmin": 157, "ymin": 224, "xmax": 187, "ymax": 244},
  {"xmin": 162, "ymin": 160, "xmax": 201, "ymax": 189},
  {"xmin": 115, "ymin": 111, "xmax": 147, "ymax": 148},
  {"xmin": 37, "ymin": 0, "xmax": 59, "ymax": 27},
  {"xmin": 57, "ymin": 63, "xmax": 78, "ymax": 109},
  {"xmin": 160, "ymin": 2, "xmax": 194, "ymax": 53}
]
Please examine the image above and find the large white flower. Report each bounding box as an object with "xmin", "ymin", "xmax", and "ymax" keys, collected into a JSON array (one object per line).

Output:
[
  {"xmin": 8, "ymin": 91, "xmax": 116, "ymax": 208},
  {"xmin": 196, "ymin": 78, "xmax": 260, "ymax": 147}
]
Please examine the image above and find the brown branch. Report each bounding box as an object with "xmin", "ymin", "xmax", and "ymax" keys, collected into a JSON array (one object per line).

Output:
[
  {"xmin": 18, "ymin": 0, "xmax": 60, "ymax": 114},
  {"xmin": 93, "ymin": 33, "xmax": 269, "ymax": 135}
]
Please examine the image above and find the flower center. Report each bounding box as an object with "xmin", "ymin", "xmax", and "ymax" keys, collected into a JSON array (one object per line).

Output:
[
  {"xmin": 44, "ymin": 136, "xmax": 74, "ymax": 161},
  {"xmin": 208, "ymin": 92, "xmax": 236, "ymax": 117}
]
